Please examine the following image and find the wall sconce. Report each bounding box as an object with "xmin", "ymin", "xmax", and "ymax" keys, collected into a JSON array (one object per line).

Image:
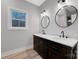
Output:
[
  {"xmin": 41, "ymin": 10, "xmax": 47, "ymax": 17},
  {"xmin": 57, "ymin": 0, "xmax": 71, "ymax": 8},
  {"xmin": 58, "ymin": 0, "xmax": 65, "ymax": 3},
  {"xmin": 58, "ymin": 0, "xmax": 66, "ymax": 8}
]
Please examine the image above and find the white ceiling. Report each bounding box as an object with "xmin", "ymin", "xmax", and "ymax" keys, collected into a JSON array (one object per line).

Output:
[{"xmin": 25, "ymin": 0, "xmax": 46, "ymax": 6}]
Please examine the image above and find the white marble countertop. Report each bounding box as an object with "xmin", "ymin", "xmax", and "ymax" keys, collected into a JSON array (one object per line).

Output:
[{"xmin": 34, "ymin": 34, "xmax": 78, "ymax": 48}]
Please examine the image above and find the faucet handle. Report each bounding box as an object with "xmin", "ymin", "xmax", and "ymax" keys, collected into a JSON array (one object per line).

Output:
[{"xmin": 66, "ymin": 36, "xmax": 68, "ymax": 38}]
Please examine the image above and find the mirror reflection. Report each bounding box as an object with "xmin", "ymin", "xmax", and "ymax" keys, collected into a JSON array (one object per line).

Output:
[
  {"xmin": 41, "ymin": 16, "xmax": 50, "ymax": 28},
  {"xmin": 55, "ymin": 5, "xmax": 78, "ymax": 28}
]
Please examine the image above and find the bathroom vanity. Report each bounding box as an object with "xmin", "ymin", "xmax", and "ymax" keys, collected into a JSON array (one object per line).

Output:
[{"xmin": 33, "ymin": 34, "xmax": 77, "ymax": 59}]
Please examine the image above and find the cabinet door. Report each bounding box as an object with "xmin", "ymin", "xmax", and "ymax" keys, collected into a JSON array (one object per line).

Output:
[
  {"xmin": 34, "ymin": 36, "xmax": 47, "ymax": 59},
  {"xmin": 34, "ymin": 36, "xmax": 43, "ymax": 54},
  {"xmin": 34, "ymin": 36, "xmax": 39, "ymax": 52},
  {"xmin": 47, "ymin": 46, "xmax": 66, "ymax": 59}
]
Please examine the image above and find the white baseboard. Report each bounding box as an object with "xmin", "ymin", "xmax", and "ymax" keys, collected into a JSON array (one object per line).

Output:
[{"xmin": 1, "ymin": 45, "xmax": 33, "ymax": 58}]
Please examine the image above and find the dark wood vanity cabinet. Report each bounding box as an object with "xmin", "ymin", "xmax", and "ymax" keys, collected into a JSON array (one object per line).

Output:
[{"xmin": 33, "ymin": 35, "xmax": 77, "ymax": 59}]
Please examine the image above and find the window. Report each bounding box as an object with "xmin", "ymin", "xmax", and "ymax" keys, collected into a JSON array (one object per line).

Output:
[
  {"xmin": 8, "ymin": 7, "xmax": 28, "ymax": 30},
  {"xmin": 11, "ymin": 9, "xmax": 26, "ymax": 27}
]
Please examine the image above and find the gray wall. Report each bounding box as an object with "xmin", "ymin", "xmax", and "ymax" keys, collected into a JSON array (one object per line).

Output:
[
  {"xmin": 1, "ymin": 0, "xmax": 40, "ymax": 52},
  {"xmin": 40, "ymin": 0, "xmax": 78, "ymax": 38}
]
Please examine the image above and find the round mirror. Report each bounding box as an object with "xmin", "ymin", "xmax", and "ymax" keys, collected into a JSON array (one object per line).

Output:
[
  {"xmin": 55, "ymin": 5, "xmax": 78, "ymax": 28},
  {"xmin": 41, "ymin": 16, "xmax": 50, "ymax": 28}
]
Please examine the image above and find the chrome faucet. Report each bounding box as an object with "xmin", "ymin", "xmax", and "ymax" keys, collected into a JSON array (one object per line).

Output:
[
  {"xmin": 42, "ymin": 30, "xmax": 46, "ymax": 34},
  {"xmin": 61, "ymin": 31, "xmax": 64, "ymax": 38}
]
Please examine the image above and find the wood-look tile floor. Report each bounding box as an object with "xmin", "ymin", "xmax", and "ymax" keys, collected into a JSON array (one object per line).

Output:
[{"xmin": 2, "ymin": 49, "xmax": 42, "ymax": 59}]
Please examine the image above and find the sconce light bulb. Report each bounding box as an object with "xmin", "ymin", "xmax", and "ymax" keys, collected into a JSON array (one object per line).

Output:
[
  {"xmin": 66, "ymin": 0, "xmax": 68, "ymax": 3},
  {"xmin": 58, "ymin": 3, "xmax": 61, "ymax": 8}
]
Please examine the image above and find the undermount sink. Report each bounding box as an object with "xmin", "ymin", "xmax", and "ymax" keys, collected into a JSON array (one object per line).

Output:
[{"xmin": 34, "ymin": 34, "xmax": 78, "ymax": 48}]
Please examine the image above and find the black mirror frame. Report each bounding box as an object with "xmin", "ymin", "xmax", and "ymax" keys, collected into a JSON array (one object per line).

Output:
[{"xmin": 55, "ymin": 5, "xmax": 78, "ymax": 28}]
